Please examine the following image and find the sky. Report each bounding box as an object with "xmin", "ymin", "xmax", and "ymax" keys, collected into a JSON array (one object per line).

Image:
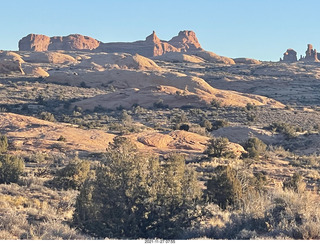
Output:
[{"xmin": 1, "ymin": 0, "xmax": 320, "ymax": 61}]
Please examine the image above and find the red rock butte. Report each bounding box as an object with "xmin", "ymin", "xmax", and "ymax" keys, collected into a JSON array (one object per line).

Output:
[{"xmin": 18, "ymin": 31, "xmax": 203, "ymax": 57}]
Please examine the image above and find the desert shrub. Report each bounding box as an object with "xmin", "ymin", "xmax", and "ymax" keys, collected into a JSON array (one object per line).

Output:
[
  {"xmin": 0, "ymin": 134, "xmax": 8, "ymax": 153},
  {"xmin": 268, "ymin": 122, "xmax": 297, "ymax": 139},
  {"xmin": 243, "ymin": 137, "xmax": 267, "ymax": 159},
  {"xmin": 211, "ymin": 119, "xmax": 229, "ymax": 130},
  {"xmin": 206, "ymin": 165, "xmax": 242, "ymax": 209},
  {"xmin": 39, "ymin": 112, "xmax": 55, "ymax": 122},
  {"xmin": 120, "ymin": 110, "xmax": 132, "ymax": 125},
  {"xmin": 0, "ymin": 154, "xmax": 24, "ymax": 184},
  {"xmin": 263, "ymin": 189, "xmax": 320, "ymax": 239},
  {"xmin": 245, "ymin": 103, "xmax": 257, "ymax": 111},
  {"xmin": 247, "ymin": 113, "xmax": 257, "ymax": 122},
  {"xmin": 205, "ymin": 137, "xmax": 235, "ymax": 158},
  {"xmin": 283, "ymin": 173, "xmax": 306, "ymax": 193},
  {"xmin": 153, "ymin": 99, "xmax": 168, "ymax": 109},
  {"xmin": 200, "ymin": 119, "xmax": 213, "ymax": 131},
  {"xmin": 73, "ymin": 137, "xmax": 202, "ymax": 239},
  {"xmin": 179, "ymin": 123, "xmax": 190, "ymax": 131},
  {"xmin": 171, "ymin": 112, "xmax": 188, "ymax": 124},
  {"xmin": 50, "ymin": 158, "xmax": 90, "ymax": 190},
  {"xmin": 57, "ymin": 135, "xmax": 67, "ymax": 142},
  {"xmin": 210, "ymin": 99, "xmax": 221, "ymax": 109}
]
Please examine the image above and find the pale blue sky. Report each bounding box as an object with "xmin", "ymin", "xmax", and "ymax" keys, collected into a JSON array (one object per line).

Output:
[{"xmin": 1, "ymin": 0, "xmax": 320, "ymax": 61}]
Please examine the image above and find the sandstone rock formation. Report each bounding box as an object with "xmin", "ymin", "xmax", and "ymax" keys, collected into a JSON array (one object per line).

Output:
[
  {"xmin": 152, "ymin": 52, "xmax": 205, "ymax": 63},
  {"xmin": 19, "ymin": 34, "xmax": 100, "ymax": 52},
  {"xmin": 19, "ymin": 31, "xmax": 204, "ymax": 57},
  {"xmin": 135, "ymin": 130, "xmax": 246, "ymax": 157},
  {"xmin": 168, "ymin": 30, "xmax": 202, "ymax": 51},
  {"xmin": 233, "ymin": 58, "xmax": 262, "ymax": 65},
  {"xmin": 59, "ymin": 67, "xmax": 284, "ymax": 109},
  {"xmin": 300, "ymin": 44, "xmax": 319, "ymax": 62},
  {"xmin": 0, "ymin": 112, "xmax": 116, "ymax": 153},
  {"xmin": 18, "ymin": 34, "xmax": 51, "ymax": 52},
  {"xmin": 281, "ymin": 49, "xmax": 297, "ymax": 62},
  {"xmin": 77, "ymin": 53, "xmax": 161, "ymax": 71},
  {"xmin": 21, "ymin": 66, "xmax": 49, "ymax": 77},
  {"xmin": 48, "ymin": 34, "xmax": 100, "ymax": 51},
  {"xmin": 22, "ymin": 51, "xmax": 77, "ymax": 64},
  {"xmin": 96, "ymin": 31, "xmax": 199, "ymax": 57},
  {"xmin": 0, "ymin": 51, "xmax": 24, "ymax": 74},
  {"xmin": 190, "ymin": 50, "xmax": 235, "ymax": 64}
]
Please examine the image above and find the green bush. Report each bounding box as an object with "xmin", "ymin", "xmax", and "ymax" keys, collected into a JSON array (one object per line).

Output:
[
  {"xmin": 206, "ymin": 165, "xmax": 243, "ymax": 209},
  {"xmin": 243, "ymin": 137, "xmax": 267, "ymax": 159},
  {"xmin": 39, "ymin": 112, "xmax": 55, "ymax": 122},
  {"xmin": 73, "ymin": 137, "xmax": 201, "ymax": 239},
  {"xmin": 200, "ymin": 119, "xmax": 213, "ymax": 131},
  {"xmin": 57, "ymin": 135, "xmax": 67, "ymax": 142},
  {"xmin": 0, "ymin": 154, "xmax": 24, "ymax": 184},
  {"xmin": 268, "ymin": 122, "xmax": 297, "ymax": 139},
  {"xmin": 211, "ymin": 119, "xmax": 229, "ymax": 130},
  {"xmin": 205, "ymin": 137, "xmax": 235, "ymax": 158},
  {"xmin": 210, "ymin": 99, "xmax": 221, "ymax": 109},
  {"xmin": 50, "ymin": 158, "xmax": 90, "ymax": 190},
  {"xmin": 0, "ymin": 134, "xmax": 8, "ymax": 153}
]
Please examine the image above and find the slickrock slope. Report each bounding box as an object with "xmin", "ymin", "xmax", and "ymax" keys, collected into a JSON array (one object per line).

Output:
[
  {"xmin": 45, "ymin": 66, "xmax": 284, "ymax": 109},
  {"xmin": 22, "ymin": 51, "xmax": 77, "ymax": 64},
  {"xmin": 0, "ymin": 112, "xmax": 116, "ymax": 153},
  {"xmin": 76, "ymin": 52, "xmax": 161, "ymax": 71},
  {"xmin": 0, "ymin": 51, "xmax": 24, "ymax": 74},
  {"xmin": 233, "ymin": 58, "xmax": 262, "ymax": 65},
  {"xmin": 0, "ymin": 113, "xmax": 246, "ymax": 156},
  {"xmin": 152, "ymin": 52, "xmax": 205, "ymax": 63}
]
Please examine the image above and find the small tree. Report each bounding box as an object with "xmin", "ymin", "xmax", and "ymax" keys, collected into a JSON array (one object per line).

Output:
[
  {"xmin": 206, "ymin": 165, "xmax": 243, "ymax": 209},
  {"xmin": 50, "ymin": 158, "xmax": 90, "ymax": 190},
  {"xmin": 0, "ymin": 134, "xmax": 8, "ymax": 153},
  {"xmin": 0, "ymin": 154, "xmax": 24, "ymax": 184},
  {"xmin": 205, "ymin": 137, "xmax": 235, "ymax": 158},
  {"xmin": 73, "ymin": 137, "xmax": 201, "ymax": 239},
  {"xmin": 243, "ymin": 137, "xmax": 267, "ymax": 159}
]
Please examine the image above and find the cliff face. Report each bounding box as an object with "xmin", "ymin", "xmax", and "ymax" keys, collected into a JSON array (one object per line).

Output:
[
  {"xmin": 18, "ymin": 31, "xmax": 202, "ymax": 57},
  {"xmin": 19, "ymin": 34, "xmax": 51, "ymax": 52},
  {"xmin": 19, "ymin": 34, "xmax": 100, "ymax": 52}
]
